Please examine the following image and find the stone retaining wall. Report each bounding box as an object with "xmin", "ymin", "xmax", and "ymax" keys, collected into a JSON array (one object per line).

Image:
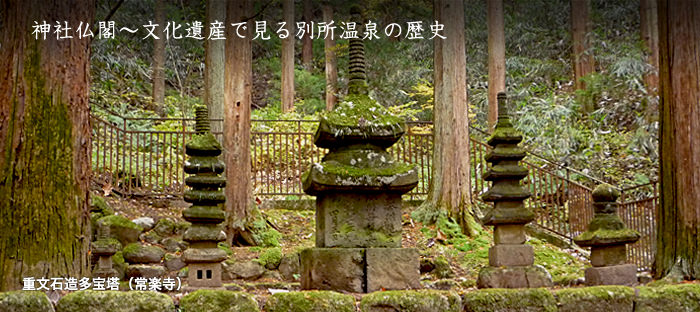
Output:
[{"xmin": 1, "ymin": 284, "xmax": 698, "ymax": 312}]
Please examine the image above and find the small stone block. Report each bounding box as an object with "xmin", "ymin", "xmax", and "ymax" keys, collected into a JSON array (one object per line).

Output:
[
  {"xmin": 488, "ymin": 244, "xmax": 534, "ymax": 267},
  {"xmin": 477, "ymin": 265, "xmax": 553, "ymax": 289},
  {"xmin": 300, "ymin": 248, "xmax": 365, "ymax": 293},
  {"xmin": 590, "ymin": 245, "xmax": 627, "ymax": 267},
  {"xmin": 188, "ymin": 263, "xmax": 222, "ymax": 288},
  {"xmin": 584, "ymin": 264, "xmax": 637, "ymax": 286},
  {"xmin": 494, "ymin": 224, "xmax": 526, "ymax": 244},
  {"xmin": 476, "ymin": 265, "xmax": 552, "ymax": 289},
  {"xmin": 366, "ymin": 248, "xmax": 420, "ymax": 292}
]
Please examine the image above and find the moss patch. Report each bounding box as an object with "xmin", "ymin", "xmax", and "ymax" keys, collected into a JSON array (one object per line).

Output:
[
  {"xmin": 0, "ymin": 291, "xmax": 54, "ymax": 312},
  {"xmin": 324, "ymin": 94, "xmax": 402, "ymax": 127},
  {"xmin": 462, "ymin": 288, "xmax": 556, "ymax": 312},
  {"xmin": 265, "ymin": 291, "xmax": 355, "ymax": 312},
  {"xmin": 553, "ymin": 285, "xmax": 634, "ymax": 312},
  {"xmin": 635, "ymin": 284, "xmax": 700, "ymax": 312},
  {"xmin": 256, "ymin": 247, "xmax": 283, "ymax": 269},
  {"xmin": 56, "ymin": 290, "xmax": 175, "ymax": 312},
  {"xmin": 360, "ymin": 290, "xmax": 462, "ymax": 312},
  {"xmin": 179, "ymin": 290, "xmax": 258, "ymax": 312},
  {"xmin": 97, "ymin": 215, "xmax": 142, "ymax": 231}
]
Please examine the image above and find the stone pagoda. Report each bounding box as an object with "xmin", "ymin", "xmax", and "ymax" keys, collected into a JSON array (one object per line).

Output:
[
  {"xmin": 300, "ymin": 11, "xmax": 420, "ymax": 292},
  {"xmin": 477, "ymin": 92, "xmax": 552, "ymax": 288},
  {"xmin": 182, "ymin": 105, "xmax": 227, "ymax": 289},
  {"xmin": 574, "ymin": 184, "xmax": 640, "ymax": 285},
  {"xmin": 91, "ymin": 223, "xmax": 121, "ymax": 278}
]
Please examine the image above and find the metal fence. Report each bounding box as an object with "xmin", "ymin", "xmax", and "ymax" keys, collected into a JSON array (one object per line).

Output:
[{"xmin": 90, "ymin": 111, "xmax": 658, "ymax": 271}]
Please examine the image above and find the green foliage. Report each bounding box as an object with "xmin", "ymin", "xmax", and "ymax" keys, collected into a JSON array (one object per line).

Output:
[{"xmin": 255, "ymin": 247, "xmax": 283, "ymax": 269}]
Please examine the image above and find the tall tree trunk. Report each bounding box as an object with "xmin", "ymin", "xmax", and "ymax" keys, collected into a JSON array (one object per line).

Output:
[
  {"xmin": 302, "ymin": 0, "xmax": 313, "ymax": 70},
  {"xmin": 570, "ymin": 0, "xmax": 594, "ymax": 95},
  {"xmin": 152, "ymin": 0, "xmax": 166, "ymax": 117},
  {"xmin": 640, "ymin": 0, "xmax": 659, "ymax": 92},
  {"xmin": 281, "ymin": 0, "xmax": 295, "ymax": 113},
  {"xmin": 487, "ymin": 0, "xmax": 505, "ymax": 132},
  {"xmin": 322, "ymin": 4, "xmax": 337, "ymax": 110},
  {"xmin": 224, "ymin": 0, "xmax": 254, "ymax": 245},
  {"xmin": 420, "ymin": 0, "xmax": 476, "ymax": 236},
  {"xmin": 0, "ymin": 0, "xmax": 93, "ymax": 291},
  {"xmin": 204, "ymin": 0, "xmax": 226, "ymax": 134},
  {"xmin": 640, "ymin": 0, "xmax": 659, "ymax": 121},
  {"xmin": 655, "ymin": 0, "xmax": 700, "ymax": 280}
]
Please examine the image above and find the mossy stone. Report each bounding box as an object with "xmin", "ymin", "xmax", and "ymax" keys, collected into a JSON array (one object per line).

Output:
[
  {"xmin": 635, "ymin": 284, "xmax": 700, "ymax": 312},
  {"xmin": 184, "ymin": 225, "xmax": 225, "ymax": 242},
  {"xmin": 96, "ymin": 215, "xmax": 143, "ymax": 246},
  {"xmin": 360, "ymin": 290, "xmax": 462, "ymax": 312},
  {"xmin": 183, "ymin": 205, "xmax": 226, "ymax": 223},
  {"xmin": 56, "ymin": 290, "xmax": 175, "ymax": 312},
  {"xmin": 265, "ymin": 291, "xmax": 355, "ymax": 312},
  {"xmin": 0, "ymin": 291, "xmax": 54, "ymax": 312},
  {"xmin": 554, "ymin": 285, "xmax": 634, "ymax": 312},
  {"xmin": 591, "ymin": 183, "xmax": 620, "ymax": 202},
  {"xmin": 179, "ymin": 290, "xmax": 258, "ymax": 312},
  {"xmin": 463, "ymin": 288, "xmax": 556, "ymax": 312},
  {"xmin": 90, "ymin": 195, "xmax": 114, "ymax": 215},
  {"xmin": 122, "ymin": 243, "xmax": 165, "ymax": 264},
  {"xmin": 433, "ymin": 255, "xmax": 454, "ymax": 279},
  {"xmin": 92, "ymin": 238, "xmax": 121, "ymax": 255}
]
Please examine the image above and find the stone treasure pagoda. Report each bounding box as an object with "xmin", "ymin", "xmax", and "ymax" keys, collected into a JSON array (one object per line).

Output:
[
  {"xmin": 477, "ymin": 92, "xmax": 553, "ymax": 288},
  {"xmin": 574, "ymin": 184, "xmax": 640, "ymax": 285},
  {"xmin": 300, "ymin": 11, "xmax": 420, "ymax": 293},
  {"xmin": 182, "ymin": 105, "xmax": 228, "ymax": 289}
]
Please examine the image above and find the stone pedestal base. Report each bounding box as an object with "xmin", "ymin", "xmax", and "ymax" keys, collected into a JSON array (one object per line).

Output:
[
  {"xmin": 585, "ymin": 264, "xmax": 637, "ymax": 286},
  {"xmin": 590, "ymin": 245, "xmax": 626, "ymax": 267},
  {"xmin": 488, "ymin": 244, "xmax": 534, "ymax": 266},
  {"xmin": 477, "ymin": 265, "xmax": 553, "ymax": 289},
  {"xmin": 300, "ymin": 247, "xmax": 419, "ymax": 293}
]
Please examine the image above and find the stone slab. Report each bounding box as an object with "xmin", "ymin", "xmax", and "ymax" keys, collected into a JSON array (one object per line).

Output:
[
  {"xmin": 316, "ymin": 193, "xmax": 402, "ymax": 248},
  {"xmin": 494, "ymin": 224, "xmax": 526, "ymax": 244},
  {"xmin": 488, "ymin": 244, "xmax": 534, "ymax": 267},
  {"xmin": 125, "ymin": 264, "xmax": 165, "ymax": 279},
  {"xmin": 477, "ymin": 265, "xmax": 553, "ymax": 289},
  {"xmin": 300, "ymin": 248, "xmax": 365, "ymax": 293},
  {"xmin": 366, "ymin": 248, "xmax": 420, "ymax": 292},
  {"xmin": 584, "ymin": 264, "xmax": 637, "ymax": 286},
  {"xmin": 590, "ymin": 245, "xmax": 626, "ymax": 267}
]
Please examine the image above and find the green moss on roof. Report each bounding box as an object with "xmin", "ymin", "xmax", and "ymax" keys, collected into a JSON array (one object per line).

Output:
[{"xmin": 323, "ymin": 94, "xmax": 402, "ymax": 127}]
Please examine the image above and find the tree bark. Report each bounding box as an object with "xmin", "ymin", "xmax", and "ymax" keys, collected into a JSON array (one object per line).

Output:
[
  {"xmin": 487, "ymin": 0, "xmax": 505, "ymax": 132},
  {"xmin": 0, "ymin": 0, "xmax": 93, "ymax": 290},
  {"xmin": 421, "ymin": 0, "xmax": 476, "ymax": 236},
  {"xmin": 570, "ymin": 0, "xmax": 594, "ymax": 94},
  {"xmin": 152, "ymin": 0, "xmax": 166, "ymax": 117},
  {"xmin": 204, "ymin": 0, "xmax": 226, "ymax": 134},
  {"xmin": 655, "ymin": 0, "xmax": 700, "ymax": 280},
  {"xmin": 224, "ymin": 0, "xmax": 254, "ymax": 245},
  {"xmin": 322, "ymin": 5, "xmax": 337, "ymax": 111},
  {"xmin": 302, "ymin": 0, "xmax": 313, "ymax": 70},
  {"xmin": 640, "ymin": 0, "xmax": 659, "ymax": 114},
  {"xmin": 281, "ymin": 0, "xmax": 295, "ymax": 113}
]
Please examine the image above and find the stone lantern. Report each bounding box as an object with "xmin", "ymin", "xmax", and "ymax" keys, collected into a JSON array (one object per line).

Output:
[
  {"xmin": 477, "ymin": 92, "xmax": 552, "ymax": 288},
  {"xmin": 300, "ymin": 13, "xmax": 420, "ymax": 292},
  {"xmin": 574, "ymin": 183, "xmax": 640, "ymax": 285},
  {"xmin": 182, "ymin": 105, "xmax": 227, "ymax": 289},
  {"xmin": 92, "ymin": 224, "xmax": 121, "ymax": 278}
]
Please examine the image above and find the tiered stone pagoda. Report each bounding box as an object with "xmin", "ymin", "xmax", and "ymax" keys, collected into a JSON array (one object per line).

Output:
[
  {"xmin": 477, "ymin": 92, "xmax": 552, "ymax": 288},
  {"xmin": 182, "ymin": 105, "xmax": 227, "ymax": 289},
  {"xmin": 300, "ymin": 15, "xmax": 420, "ymax": 293},
  {"xmin": 574, "ymin": 184, "xmax": 640, "ymax": 285},
  {"xmin": 91, "ymin": 224, "xmax": 121, "ymax": 278}
]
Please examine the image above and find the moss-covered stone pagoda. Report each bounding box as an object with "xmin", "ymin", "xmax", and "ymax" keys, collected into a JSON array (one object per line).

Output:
[
  {"xmin": 300, "ymin": 7, "xmax": 419, "ymax": 293},
  {"xmin": 477, "ymin": 92, "xmax": 553, "ymax": 288},
  {"xmin": 574, "ymin": 184, "xmax": 640, "ymax": 285},
  {"xmin": 182, "ymin": 105, "xmax": 227, "ymax": 289}
]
